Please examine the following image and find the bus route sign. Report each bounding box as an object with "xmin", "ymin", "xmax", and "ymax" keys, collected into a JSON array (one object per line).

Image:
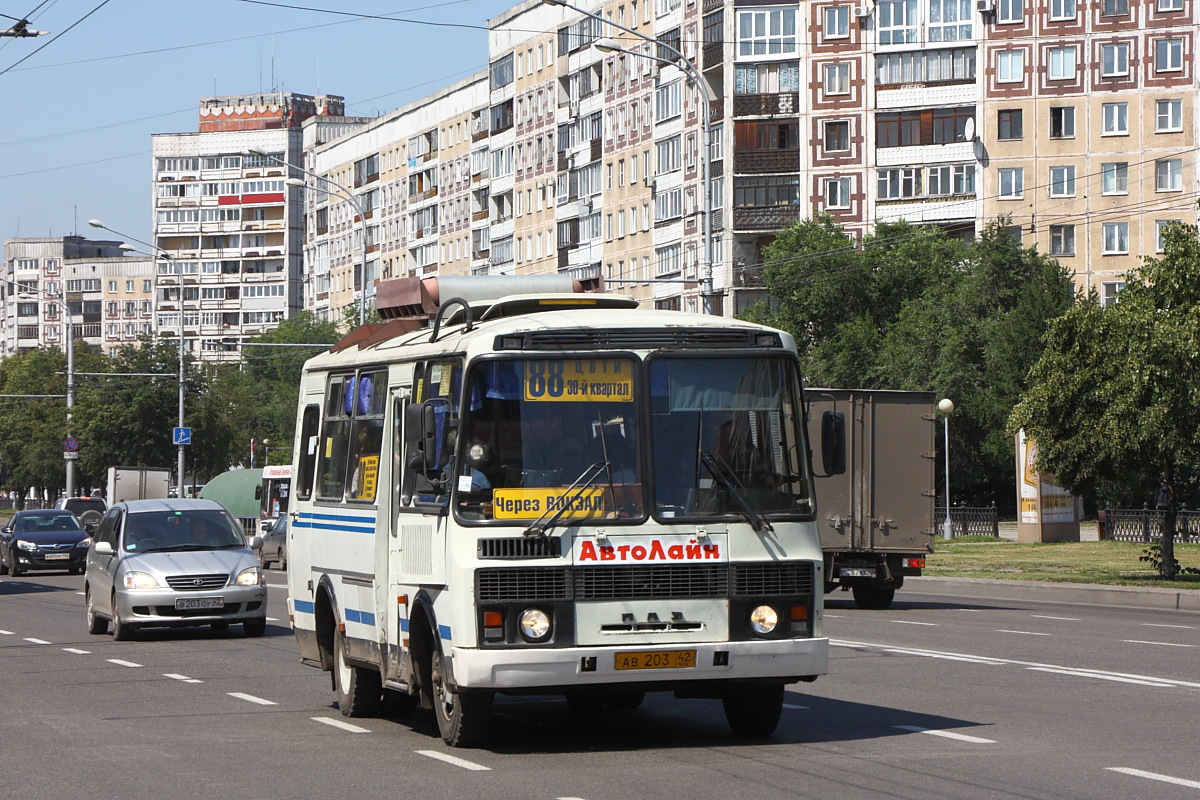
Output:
[{"xmin": 523, "ymin": 359, "xmax": 633, "ymax": 403}]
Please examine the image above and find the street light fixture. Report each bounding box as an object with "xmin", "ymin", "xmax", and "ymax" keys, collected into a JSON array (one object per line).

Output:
[
  {"xmin": 546, "ymin": 0, "xmax": 718, "ymax": 314},
  {"xmin": 938, "ymin": 398, "xmax": 955, "ymax": 539},
  {"xmin": 88, "ymin": 219, "xmax": 187, "ymax": 494},
  {"xmin": 245, "ymin": 149, "xmax": 369, "ymax": 327}
]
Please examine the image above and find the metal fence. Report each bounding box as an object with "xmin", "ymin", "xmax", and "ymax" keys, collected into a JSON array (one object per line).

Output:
[
  {"xmin": 0, "ymin": 498, "xmax": 47, "ymax": 511},
  {"xmin": 1098, "ymin": 505, "xmax": 1200, "ymax": 543},
  {"xmin": 944, "ymin": 504, "xmax": 1000, "ymax": 538}
]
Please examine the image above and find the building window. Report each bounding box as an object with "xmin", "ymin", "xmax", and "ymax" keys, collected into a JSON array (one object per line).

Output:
[
  {"xmin": 876, "ymin": 0, "xmax": 918, "ymax": 44},
  {"xmin": 824, "ymin": 62, "xmax": 850, "ymax": 95},
  {"xmin": 734, "ymin": 61, "xmax": 801, "ymax": 94},
  {"xmin": 1102, "ymin": 0, "xmax": 1128, "ymax": 13},
  {"xmin": 1049, "ymin": 165, "xmax": 1076, "ymax": 197},
  {"xmin": 655, "ymin": 243, "xmax": 682, "ymax": 276},
  {"xmin": 927, "ymin": 0, "xmax": 972, "ymax": 42},
  {"xmin": 997, "ymin": 109, "xmax": 1023, "ymax": 140},
  {"xmin": 1101, "ymin": 103, "xmax": 1128, "ymax": 135},
  {"xmin": 1101, "ymin": 281, "xmax": 1125, "ymax": 306},
  {"xmin": 655, "ymin": 136, "xmax": 681, "ymax": 174},
  {"xmin": 1049, "ymin": 106, "xmax": 1075, "ymax": 138},
  {"xmin": 1049, "ymin": 0, "xmax": 1075, "ymax": 18},
  {"xmin": 1048, "ymin": 47, "xmax": 1076, "ymax": 79},
  {"xmin": 824, "ymin": 177, "xmax": 852, "ymax": 208},
  {"xmin": 824, "ymin": 120, "xmax": 850, "ymax": 152},
  {"xmin": 876, "ymin": 167, "xmax": 922, "ymax": 199},
  {"xmin": 1155, "ymin": 158, "xmax": 1183, "ymax": 191},
  {"xmin": 1155, "ymin": 38, "xmax": 1183, "ymax": 72},
  {"xmin": 997, "ymin": 50, "xmax": 1024, "ymax": 83},
  {"xmin": 1157, "ymin": 0, "xmax": 1183, "ymax": 10},
  {"xmin": 824, "ymin": 6, "xmax": 849, "ymax": 38},
  {"xmin": 1156, "ymin": 99, "xmax": 1183, "ymax": 132},
  {"xmin": 997, "ymin": 0, "xmax": 1023, "ymax": 22},
  {"xmin": 998, "ymin": 168, "xmax": 1024, "ymax": 198},
  {"xmin": 927, "ymin": 164, "xmax": 975, "ymax": 195},
  {"xmin": 1101, "ymin": 43, "xmax": 1129, "ymax": 76},
  {"xmin": 737, "ymin": 9, "xmax": 798, "ymax": 56},
  {"xmin": 1049, "ymin": 225, "xmax": 1075, "ymax": 256},
  {"xmin": 1101, "ymin": 162, "xmax": 1128, "ymax": 194},
  {"xmin": 1155, "ymin": 219, "xmax": 1182, "ymax": 251},
  {"xmin": 654, "ymin": 81, "xmax": 682, "ymax": 121},
  {"xmin": 1102, "ymin": 222, "xmax": 1129, "ymax": 254},
  {"xmin": 875, "ymin": 48, "xmax": 975, "ymax": 85}
]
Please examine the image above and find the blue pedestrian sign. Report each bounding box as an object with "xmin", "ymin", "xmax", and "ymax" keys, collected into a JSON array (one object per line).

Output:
[{"xmin": 173, "ymin": 427, "xmax": 192, "ymax": 445}]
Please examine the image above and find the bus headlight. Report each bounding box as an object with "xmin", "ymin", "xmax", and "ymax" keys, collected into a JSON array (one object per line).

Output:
[
  {"xmin": 749, "ymin": 605, "xmax": 779, "ymax": 636},
  {"xmin": 518, "ymin": 608, "xmax": 551, "ymax": 642}
]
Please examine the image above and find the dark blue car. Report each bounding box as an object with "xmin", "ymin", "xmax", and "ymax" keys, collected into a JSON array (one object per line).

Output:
[{"xmin": 1, "ymin": 510, "xmax": 91, "ymax": 576}]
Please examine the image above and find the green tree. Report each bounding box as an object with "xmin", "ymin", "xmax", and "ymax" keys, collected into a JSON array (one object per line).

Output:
[
  {"xmin": 747, "ymin": 217, "xmax": 1075, "ymax": 512},
  {"xmin": 1010, "ymin": 223, "xmax": 1200, "ymax": 578}
]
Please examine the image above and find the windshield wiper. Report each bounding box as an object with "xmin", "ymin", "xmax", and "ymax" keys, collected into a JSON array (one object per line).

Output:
[
  {"xmin": 523, "ymin": 461, "xmax": 610, "ymax": 538},
  {"xmin": 698, "ymin": 450, "xmax": 773, "ymax": 533}
]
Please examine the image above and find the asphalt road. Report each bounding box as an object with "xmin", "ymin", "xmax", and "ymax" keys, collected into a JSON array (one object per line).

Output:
[{"xmin": 3, "ymin": 570, "xmax": 1199, "ymax": 800}]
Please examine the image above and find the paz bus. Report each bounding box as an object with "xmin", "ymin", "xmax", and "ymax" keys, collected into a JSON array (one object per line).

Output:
[{"xmin": 286, "ymin": 276, "xmax": 835, "ymax": 747}]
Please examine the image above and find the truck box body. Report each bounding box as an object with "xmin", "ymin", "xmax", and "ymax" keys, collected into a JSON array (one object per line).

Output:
[
  {"xmin": 106, "ymin": 466, "xmax": 172, "ymax": 504},
  {"xmin": 805, "ymin": 389, "xmax": 935, "ymax": 608}
]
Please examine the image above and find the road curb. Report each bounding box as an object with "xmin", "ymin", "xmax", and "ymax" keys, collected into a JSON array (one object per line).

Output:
[{"xmin": 905, "ymin": 576, "xmax": 1200, "ymax": 613}]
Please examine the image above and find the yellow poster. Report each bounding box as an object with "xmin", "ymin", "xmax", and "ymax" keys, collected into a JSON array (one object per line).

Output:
[
  {"xmin": 354, "ymin": 455, "xmax": 379, "ymax": 500},
  {"xmin": 523, "ymin": 359, "xmax": 633, "ymax": 402},
  {"xmin": 492, "ymin": 487, "xmax": 607, "ymax": 519}
]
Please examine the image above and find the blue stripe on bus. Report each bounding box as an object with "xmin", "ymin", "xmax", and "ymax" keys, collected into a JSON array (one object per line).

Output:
[
  {"xmin": 399, "ymin": 618, "xmax": 409, "ymax": 633},
  {"xmin": 439, "ymin": 624, "xmax": 451, "ymax": 641},
  {"xmin": 294, "ymin": 599, "xmax": 315, "ymax": 614},
  {"xmin": 293, "ymin": 520, "xmax": 377, "ymax": 534},
  {"xmin": 345, "ymin": 608, "xmax": 376, "ymax": 626}
]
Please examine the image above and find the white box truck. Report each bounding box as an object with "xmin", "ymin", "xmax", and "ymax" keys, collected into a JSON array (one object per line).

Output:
[{"xmin": 106, "ymin": 466, "xmax": 172, "ymax": 504}]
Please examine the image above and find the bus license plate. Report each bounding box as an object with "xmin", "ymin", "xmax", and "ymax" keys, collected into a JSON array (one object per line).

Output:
[
  {"xmin": 175, "ymin": 597, "xmax": 224, "ymax": 610},
  {"xmin": 614, "ymin": 650, "xmax": 696, "ymax": 671}
]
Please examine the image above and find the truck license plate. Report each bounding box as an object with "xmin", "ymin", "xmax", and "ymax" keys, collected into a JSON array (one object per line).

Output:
[
  {"xmin": 614, "ymin": 650, "xmax": 696, "ymax": 671},
  {"xmin": 840, "ymin": 567, "xmax": 876, "ymax": 578},
  {"xmin": 175, "ymin": 597, "xmax": 224, "ymax": 610}
]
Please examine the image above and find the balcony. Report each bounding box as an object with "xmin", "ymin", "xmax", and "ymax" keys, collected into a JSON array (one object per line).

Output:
[
  {"xmin": 733, "ymin": 93, "xmax": 799, "ymax": 117},
  {"xmin": 704, "ymin": 42, "xmax": 723, "ymax": 70},
  {"xmin": 734, "ymin": 150, "xmax": 800, "ymax": 174},
  {"xmin": 733, "ymin": 205, "xmax": 804, "ymax": 231}
]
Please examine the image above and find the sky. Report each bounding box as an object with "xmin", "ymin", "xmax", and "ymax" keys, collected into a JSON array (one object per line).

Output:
[{"xmin": 0, "ymin": 0, "xmax": 522, "ymax": 249}]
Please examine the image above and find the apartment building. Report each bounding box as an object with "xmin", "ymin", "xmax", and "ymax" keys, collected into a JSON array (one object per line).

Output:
[
  {"xmin": 1, "ymin": 237, "xmax": 154, "ymax": 358},
  {"xmin": 151, "ymin": 92, "xmax": 344, "ymax": 361}
]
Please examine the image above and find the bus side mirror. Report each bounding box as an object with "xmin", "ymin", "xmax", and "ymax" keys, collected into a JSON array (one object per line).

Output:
[
  {"xmin": 403, "ymin": 400, "xmax": 448, "ymax": 502},
  {"xmin": 821, "ymin": 411, "xmax": 846, "ymax": 475},
  {"xmin": 254, "ymin": 486, "xmax": 262, "ymax": 500}
]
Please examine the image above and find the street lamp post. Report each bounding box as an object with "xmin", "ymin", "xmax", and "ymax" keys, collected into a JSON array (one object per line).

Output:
[
  {"xmin": 938, "ymin": 398, "xmax": 955, "ymax": 539},
  {"xmin": 244, "ymin": 149, "xmax": 369, "ymax": 327},
  {"xmin": 545, "ymin": 0, "xmax": 718, "ymax": 314},
  {"xmin": 88, "ymin": 219, "xmax": 187, "ymax": 494}
]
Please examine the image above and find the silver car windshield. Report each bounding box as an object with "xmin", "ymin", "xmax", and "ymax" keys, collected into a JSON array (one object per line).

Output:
[{"xmin": 122, "ymin": 510, "xmax": 246, "ymax": 553}]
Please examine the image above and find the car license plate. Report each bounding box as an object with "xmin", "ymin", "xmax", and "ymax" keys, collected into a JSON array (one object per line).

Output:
[
  {"xmin": 840, "ymin": 567, "xmax": 876, "ymax": 578},
  {"xmin": 175, "ymin": 597, "xmax": 224, "ymax": 610},
  {"xmin": 614, "ymin": 649, "xmax": 696, "ymax": 671},
  {"xmin": 44, "ymin": 553, "xmax": 70, "ymax": 561}
]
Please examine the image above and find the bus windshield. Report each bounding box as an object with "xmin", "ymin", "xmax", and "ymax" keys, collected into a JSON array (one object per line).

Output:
[
  {"xmin": 456, "ymin": 357, "xmax": 643, "ymax": 523},
  {"xmin": 649, "ymin": 356, "xmax": 811, "ymax": 520}
]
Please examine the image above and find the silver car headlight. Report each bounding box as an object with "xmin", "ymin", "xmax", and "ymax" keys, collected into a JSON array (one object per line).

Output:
[
  {"xmin": 236, "ymin": 566, "xmax": 265, "ymax": 587},
  {"xmin": 16, "ymin": 539, "xmax": 38, "ymax": 552},
  {"xmin": 124, "ymin": 571, "xmax": 161, "ymax": 590}
]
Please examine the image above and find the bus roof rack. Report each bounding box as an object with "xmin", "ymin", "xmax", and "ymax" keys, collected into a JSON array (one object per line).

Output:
[{"xmin": 374, "ymin": 275, "xmax": 603, "ymax": 322}]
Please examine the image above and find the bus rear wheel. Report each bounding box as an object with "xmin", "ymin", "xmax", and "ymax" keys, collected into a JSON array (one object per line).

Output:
[
  {"xmin": 334, "ymin": 625, "xmax": 380, "ymax": 717},
  {"xmin": 723, "ymin": 682, "xmax": 783, "ymax": 737},
  {"xmin": 430, "ymin": 647, "xmax": 491, "ymax": 747}
]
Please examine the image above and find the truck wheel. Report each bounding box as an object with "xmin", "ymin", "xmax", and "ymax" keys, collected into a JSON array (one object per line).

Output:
[
  {"xmin": 852, "ymin": 583, "xmax": 896, "ymax": 610},
  {"xmin": 333, "ymin": 625, "xmax": 380, "ymax": 717},
  {"xmin": 430, "ymin": 646, "xmax": 492, "ymax": 747},
  {"xmin": 723, "ymin": 683, "xmax": 784, "ymax": 737}
]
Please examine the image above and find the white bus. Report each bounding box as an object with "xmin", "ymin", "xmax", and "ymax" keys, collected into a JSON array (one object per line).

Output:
[{"xmin": 287, "ymin": 280, "xmax": 833, "ymax": 747}]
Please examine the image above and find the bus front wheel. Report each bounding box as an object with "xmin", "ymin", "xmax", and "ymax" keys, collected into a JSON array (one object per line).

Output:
[
  {"xmin": 429, "ymin": 647, "xmax": 492, "ymax": 747},
  {"xmin": 723, "ymin": 682, "xmax": 783, "ymax": 737}
]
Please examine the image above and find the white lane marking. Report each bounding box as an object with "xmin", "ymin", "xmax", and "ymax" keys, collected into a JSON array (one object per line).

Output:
[
  {"xmin": 107, "ymin": 659, "xmax": 142, "ymax": 668},
  {"xmin": 0, "ymin": 630, "xmax": 12, "ymax": 635},
  {"xmin": 311, "ymin": 717, "xmax": 371, "ymax": 733},
  {"xmin": 832, "ymin": 639, "xmax": 1200, "ymax": 688},
  {"xmin": 165, "ymin": 673, "xmax": 203, "ymax": 684},
  {"xmin": 1141, "ymin": 623, "xmax": 1194, "ymax": 629},
  {"xmin": 1120, "ymin": 640, "xmax": 1195, "ymax": 648},
  {"xmin": 62, "ymin": 648, "xmax": 90, "ymax": 655},
  {"xmin": 415, "ymin": 750, "xmax": 491, "ymax": 771},
  {"xmin": 894, "ymin": 725, "xmax": 995, "ymax": 744},
  {"xmin": 783, "ymin": 704, "xmax": 809, "ymax": 710},
  {"xmin": 23, "ymin": 637, "xmax": 50, "ymax": 644},
  {"xmin": 893, "ymin": 621, "xmax": 938, "ymax": 626},
  {"xmin": 1027, "ymin": 667, "xmax": 1173, "ymax": 687},
  {"xmin": 228, "ymin": 692, "xmax": 276, "ymax": 705},
  {"xmin": 995, "ymin": 629, "xmax": 1051, "ymax": 636},
  {"xmin": 1030, "ymin": 615, "xmax": 1079, "ymax": 621},
  {"xmin": 1107, "ymin": 767, "xmax": 1200, "ymax": 789}
]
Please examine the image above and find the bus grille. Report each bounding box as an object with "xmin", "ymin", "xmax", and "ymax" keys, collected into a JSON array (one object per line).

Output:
[
  {"xmin": 732, "ymin": 562, "xmax": 814, "ymax": 596},
  {"xmin": 574, "ymin": 565, "xmax": 729, "ymax": 599},
  {"xmin": 477, "ymin": 568, "xmax": 569, "ymax": 601},
  {"xmin": 478, "ymin": 537, "xmax": 562, "ymax": 560}
]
